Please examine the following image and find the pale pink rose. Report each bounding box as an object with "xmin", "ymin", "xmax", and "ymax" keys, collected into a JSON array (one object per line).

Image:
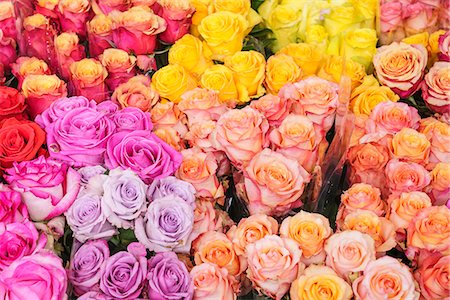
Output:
[
  {"xmin": 151, "ymin": 100, "xmax": 188, "ymax": 138},
  {"xmin": 212, "ymin": 107, "xmax": 269, "ymax": 167},
  {"xmin": 428, "ymin": 162, "xmax": 450, "ymax": 205},
  {"xmin": 367, "ymin": 101, "xmax": 421, "ymax": 135},
  {"xmin": 226, "ymin": 214, "xmax": 278, "ymax": 256},
  {"xmin": 269, "ymin": 114, "xmax": 319, "ymax": 173},
  {"xmin": 385, "ymin": 159, "xmax": 431, "ymax": 194},
  {"xmin": 245, "ymin": 235, "xmax": 302, "ymax": 300},
  {"xmin": 422, "ymin": 61, "xmax": 450, "ymax": 115},
  {"xmin": 157, "ymin": 0, "xmax": 195, "ymax": 44},
  {"xmin": 325, "ymin": 231, "xmax": 376, "ymax": 280},
  {"xmin": 190, "ymin": 263, "xmax": 237, "ymax": 300},
  {"xmin": 387, "ymin": 191, "xmax": 432, "ymax": 230},
  {"xmin": 403, "ymin": 2, "xmax": 437, "ymax": 36},
  {"xmin": 438, "ymin": 30, "xmax": 450, "ymax": 61},
  {"xmin": 426, "ymin": 121, "xmax": 450, "ymax": 168},
  {"xmin": 243, "ymin": 149, "xmax": 310, "ymax": 217},
  {"xmin": 249, "ymin": 94, "xmax": 291, "ymax": 127},
  {"xmin": 353, "ymin": 256, "xmax": 419, "ymax": 300},
  {"xmin": 414, "ymin": 253, "xmax": 450, "ymax": 300},
  {"xmin": 380, "ymin": 2, "xmax": 404, "ymax": 33},
  {"xmin": 185, "ymin": 120, "xmax": 216, "ymax": 152}
]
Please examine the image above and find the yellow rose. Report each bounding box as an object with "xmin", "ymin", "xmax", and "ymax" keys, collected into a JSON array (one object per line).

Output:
[
  {"xmin": 151, "ymin": 64, "xmax": 197, "ymax": 103},
  {"xmin": 36, "ymin": 0, "xmax": 59, "ymax": 9},
  {"xmin": 87, "ymin": 14, "xmax": 113, "ymax": 36},
  {"xmin": 350, "ymin": 75, "xmax": 399, "ymax": 115},
  {"xmin": 429, "ymin": 30, "xmax": 446, "ymax": 54},
  {"xmin": 323, "ymin": 6, "xmax": 358, "ymax": 38},
  {"xmin": 13, "ymin": 57, "xmax": 50, "ymax": 79},
  {"xmin": 58, "ymin": 0, "xmax": 90, "ymax": 13},
  {"xmin": 198, "ymin": 11, "xmax": 248, "ymax": 61},
  {"xmin": 304, "ymin": 24, "xmax": 328, "ymax": 46},
  {"xmin": 390, "ymin": 128, "xmax": 431, "ymax": 164},
  {"xmin": 279, "ymin": 43, "xmax": 324, "ymax": 76},
  {"xmin": 55, "ymin": 32, "xmax": 79, "ymax": 56},
  {"xmin": 23, "ymin": 13, "xmax": 49, "ymax": 30},
  {"xmin": 350, "ymin": 0, "xmax": 377, "ymax": 25},
  {"xmin": 342, "ymin": 28, "xmax": 378, "ymax": 70},
  {"xmin": 317, "ymin": 55, "xmax": 366, "ymax": 89},
  {"xmin": 213, "ymin": 0, "xmax": 261, "ymax": 31},
  {"xmin": 224, "ymin": 50, "xmax": 266, "ymax": 101},
  {"xmin": 296, "ymin": 1, "xmax": 330, "ymax": 39},
  {"xmin": 200, "ymin": 64, "xmax": 245, "ymax": 103},
  {"xmin": 21, "ymin": 74, "xmax": 67, "ymax": 98},
  {"xmin": 402, "ymin": 32, "xmax": 430, "ymax": 48},
  {"xmin": 69, "ymin": 58, "xmax": 108, "ymax": 87},
  {"xmin": 168, "ymin": 34, "xmax": 213, "ymax": 78},
  {"xmin": 0, "ymin": 1, "xmax": 14, "ymax": 20},
  {"xmin": 264, "ymin": 53, "xmax": 302, "ymax": 94},
  {"xmin": 189, "ymin": 0, "xmax": 213, "ymax": 37}
]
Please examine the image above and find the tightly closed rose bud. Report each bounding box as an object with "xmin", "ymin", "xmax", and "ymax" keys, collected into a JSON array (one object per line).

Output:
[
  {"xmin": 112, "ymin": 75, "xmax": 159, "ymax": 111},
  {"xmin": 414, "ymin": 253, "xmax": 450, "ymax": 300},
  {"xmin": 55, "ymin": 32, "xmax": 86, "ymax": 80},
  {"xmin": 21, "ymin": 74, "xmax": 68, "ymax": 119},
  {"xmin": 337, "ymin": 184, "xmax": 385, "ymax": 222},
  {"xmin": 0, "ymin": 86, "xmax": 27, "ymax": 121},
  {"xmin": 367, "ymin": 101, "xmax": 420, "ymax": 135},
  {"xmin": 422, "ymin": 61, "xmax": 450, "ymax": 114},
  {"xmin": 100, "ymin": 48, "xmax": 136, "ymax": 91},
  {"xmin": 387, "ymin": 192, "xmax": 432, "ymax": 231},
  {"xmin": 190, "ymin": 263, "xmax": 237, "ymax": 300},
  {"xmin": 200, "ymin": 64, "xmax": 245, "ymax": 104},
  {"xmin": 264, "ymin": 53, "xmax": 302, "ymax": 94},
  {"xmin": 278, "ymin": 43, "xmax": 323, "ymax": 76},
  {"xmin": 87, "ymin": 14, "xmax": 114, "ymax": 57},
  {"xmin": 111, "ymin": 6, "xmax": 166, "ymax": 55},
  {"xmin": 429, "ymin": 163, "xmax": 450, "ymax": 205},
  {"xmin": 152, "ymin": 64, "xmax": 197, "ymax": 103},
  {"xmin": 385, "ymin": 159, "xmax": 431, "ymax": 194},
  {"xmin": 250, "ymin": 94, "xmax": 291, "ymax": 127},
  {"xmin": 389, "ymin": 128, "xmax": 431, "ymax": 165},
  {"xmin": 0, "ymin": 1, "xmax": 16, "ymax": 40},
  {"xmin": 58, "ymin": 0, "xmax": 92, "ymax": 38},
  {"xmin": 0, "ymin": 29, "xmax": 16, "ymax": 72},
  {"xmin": 11, "ymin": 57, "xmax": 51, "ymax": 89},
  {"xmin": 69, "ymin": 58, "xmax": 108, "ymax": 104},
  {"xmin": 157, "ymin": 0, "xmax": 195, "ymax": 44}
]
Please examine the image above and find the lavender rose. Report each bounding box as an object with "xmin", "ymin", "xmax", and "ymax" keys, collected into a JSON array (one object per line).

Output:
[
  {"xmin": 135, "ymin": 195, "xmax": 195, "ymax": 253},
  {"xmin": 78, "ymin": 165, "xmax": 107, "ymax": 185},
  {"xmin": 5, "ymin": 156, "xmax": 81, "ymax": 221},
  {"xmin": 102, "ymin": 168, "xmax": 148, "ymax": 229},
  {"xmin": 69, "ymin": 239, "xmax": 110, "ymax": 296},
  {"xmin": 147, "ymin": 176, "xmax": 196, "ymax": 208},
  {"xmin": 100, "ymin": 242, "xmax": 147, "ymax": 299},
  {"xmin": 65, "ymin": 192, "xmax": 117, "ymax": 242},
  {"xmin": 147, "ymin": 252, "xmax": 194, "ymax": 300},
  {"xmin": 112, "ymin": 107, "xmax": 153, "ymax": 132},
  {"xmin": 105, "ymin": 130, "xmax": 182, "ymax": 184}
]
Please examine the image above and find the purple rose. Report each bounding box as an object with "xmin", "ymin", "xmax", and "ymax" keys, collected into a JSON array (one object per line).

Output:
[
  {"xmin": 97, "ymin": 100, "xmax": 119, "ymax": 117},
  {"xmin": 0, "ymin": 184, "xmax": 29, "ymax": 223},
  {"xmin": 65, "ymin": 192, "xmax": 117, "ymax": 242},
  {"xmin": 69, "ymin": 239, "xmax": 110, "ymax": 296},
  {"xmin": 100, "ymin": 242, "xmax": 147, "ymax": 299},
  {"xmin": 5, "ymin": 156, "xmax": 81, "ymax": 221},
  {"xmin": 45, "ymin": 106, "xmax": 116, "ymax": 167},
  {"xmin": 147, "ymin": 176, "xmax": 196, "ymax": 208},
  {"xmin": 113, "ymin": 107, "xmax": 153, "ymax": 132},
  {"xmin": 78, "ymin": 165, "xmax": 107, "ymax": 185},
  {"xmin": 77, "ymin": 292, "xmax": 109, "ymax": 300},
  {"xmin": 135, "ymin": 195, "xmax": 195, "ymax": 253},
  {"xmin": 147, "ymin": 252, "xmax": 194, "ymax": 300},
  {"xmin": 102, "ymin": 168, "xmax": 148, "ymax": 229},
  {"xmin": 105, "ymin": 130, "xmax": 182, "ymax": 184}
]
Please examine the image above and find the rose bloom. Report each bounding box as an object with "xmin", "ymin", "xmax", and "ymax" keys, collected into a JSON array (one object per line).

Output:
[
  {"xmin": 249, "ymin": 94, "xmax": 291, "ymax": 127},
  {"xmin": 414, "ymin": 253, "xmax": 450, "ymax": 300},
  {"xmin": 403, "ymin": 2, "xmax": 437, "ymax": 36},
  {"xmin": 151, "ymin": 101, "xmax": 187, "ymax": 137},
  {"xmin": 422, "ymin": 61, "xmax": 450, "ymax": 114},
  {"xmin": 58, "ymin": 0, "xmax": 92, "ymax": 38},
  {"xmin": 264, "ymin": 53, "xmax": 302, "ymax": 94},
  {"xmin": 373, "ymin": 42, "xmax": 428, "ymax": 98},
  {"xmin": 279, "ymin": 43, "xmax": 323, "ymax": 76},
  {"xmin": 200, "ymin": 64, "xmax": 245, "ymax": 104},
  {"xmin": 0, "ymin": 118, "xmax": 46, "ymax": 170},
  {"xmin": 353, "ymin": 256, "xmax": 419, "ymax": 300},
  {"xmin": 0, "ymin": 1, "xmax": 16, "ymax": 40},
  {"xmin": 0, "ymin": 29, "xmax": 17, "ymax": 73},
  {"xmin": 341, "ymin": 210, "xmax": 397, "ymax": 253},
  {"xmin": 69, "ymin": 58, "xmax": 108, "ymax": 104},
  {"xmin": 152, "ymin": 64, "xmax": 197, "ymax": 103},
  {"xmin": 290, "ymin": 265, "xmax": 353, "ymax": 300},
  {"xmin": 212, "ymin": 107, "xmax": 269, "ymax": 167},
  {"xmin": 429, "ymin": 162, "xmax": 450, "ymax": 205},
  {"xmin": 54, "ymin": 32, "xmax": 86, "ymax": 81},
  {"xmin": 389, "ymin": 128, "xmax": 431, "ymax": 165},
  {"xmin": 153, "ymin": 127, "xmax": 185, "ymax": 152},
  {"xmin": 0, "ymin": 86, "xmax": 26, "ymax": 121},
  {"xmin": 112, "ymin": 75, "xmax": 159, "ymax": 112},
  {"xmin": 184, "ymin": 121, "xmax": 215, "ymax": 150},
  {"xmin": 87, "ymin": 14, "xmax": 114, "ymax": 57},
  {"xmin": 192, "ymin": 199, "xmax": 221, "ymax": 238},
  {"xmin": 100, "ymin": 48, "xmax": 137, "ymax": 91},
  {"xmin": 77, "ymin": 292, "xmax": 109, "ymax": 300},
  {"xmin": 367, "ymin": 101, "xmax": 421, "ymax": 135},
  {"xmin": 438, "ymin": 30, "xmax": 450, "ymax": 61},
  {"xmin": 418, "ymin": 118, "xmax": 450, "ymax": 168},
  {"xmin": 157, "ymin": 0, "xmax": 195, "ymax": 44},
  {"xmin": 407, "ymin": 205, "xmax": 450, "ymax": 255},
  {"xmin": 226, "ymin": 214, "xmax": 278, "ymax": 256},
  {"xmin": 318, "ymin": 56, "xmax": 366, "ymax": 91},
  {"xmin": 11, "ymin": 57, "xmax": 51, "ymax": 90},
  {"xmin": 190, "ymin": 263, "xmax": 237, "ymax": 300},
  {"xmin": 380, "ymin": 2, "xmax": 403, "ymax": 33},
  {"xmin": 385, "ymin": 159, "xmax": 431, "ymax": 194},
  {"xmin": 387, "ymin": 191, "xmax": 432, "ymax": 230},
  {"xmin": 147, "ymin": 176, "xmax": 195, "ymax": 207},
  {"xmin": 325, "ymin": 230, "xmax": 376, "ymax": 280},
  {"xmin": 92, "ymin": 0, "xmax": 131, "ymax": 14},
  {"xmin": 280, "ymin": 210, "xmax": 331, "ymax": 264},
  {"xmin": 0, "ymin": 184, "xmax": 28, "ymax": 223}
]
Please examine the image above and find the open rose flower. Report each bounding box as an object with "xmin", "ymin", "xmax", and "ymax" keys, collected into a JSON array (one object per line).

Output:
[
  {"xmin": 54, "ymin": 32, "xmax": 86, "ymax": 81},
  {"xmin": 367, "ymin": 101, "xmax": 421, "ymax": 135},
  {"xmin": 147, "ymin": 176, "xmax": 195, "ymax": 208},
  {"xmin": 415, "ymin": 253, "xmax": 450, "ymax": 300},
  {"xmin": 151, "ymin": 100, "xmax": 187, "ymax": 137},
  {"xmin": 112, "ymin": 75, "xmax": 159, "ymax": 112},
  {"xmin": 100, "ymin": 48, "xmax": 137, "ymax": 91},
  {"xmin": 11, "ymin": 57, "xmax": 51, "ymax": 90},
  {"xmin": 429, "ymin": 162, "xmax": 450, "ymax": 205},
  {"xmin": 389, "ymin": 128, "xmax": 431, "ymax": 165},
  {"xmin": 250, "ymin": 94, "xmax": 291, "ymax": 127},
  {"xmin": 184, "ymin": 121, "xmax": 216, "ymax": 152},
  {"xmin": 419, "ymin": 118, "xmax": 450, "ymax": 168},
  {"xmin": 190, "ymin": 263, "xmax": 237, "ymax": 300},
  {"xmin": 192, "ymin": 200, "xmax": 224, "ymax": 239},
  {"xmin": 58, "ymin": 0, "xmax": 92, "ymax": 38},
  {"xmin": 385, "ymin": 159, "xmax": 431, "ymax": 194},
  {"xmin": 387, "ymin": 192, "xmax": 432, "ymax": 230},
  {"xmin": 112, "ymin": 107, "xmax": 153, "ymax": 132},
  {"xmin": 157, "ymin": 0, "xmax": 195, "ymax": 44},
  {"xmin": 0, "ymin": 86, "xmax": 26, "ymax": 121},
  {"xmin": 422, "ymin": 61, "xmax": 450, "ymax": 114},
  {"xmin": 152, "ymin": 65, "xmax": 197, "ymax": 104},
  {"xmin": 5, "ymin": 156, "xmax": 81, "ymax": 221},
  {"xmin": 0, "ymin": 185, "xmax": 28, "ymax": 223},
  {"xmin": 69, "ymin": 58, "xmax": 108, "ymax": 104},
  {"xmin": 87, "ymin": 14, "xmax": 114, "ymax": 57}
]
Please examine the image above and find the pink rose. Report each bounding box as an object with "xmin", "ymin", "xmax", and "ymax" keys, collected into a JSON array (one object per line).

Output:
[
  {"xmin": 0, "ymin": 1, "xmax": 17, "ymax": 40},
  {"xmin": 367, "ymin": 101, "xmax": 421, "ymax": 135},
  {"xmin": 380, "ymin": 2, "xmax": 404, "ymax": 33},
  {"xmin": 249, "ymin": 94, "xmax": 291, "ymax": 127},
  {"xmin": 422, "ymin": 61, "xmax": 450, "ymax": 114},
  {"xmin": 192, "ymin": 200, "xmax": 222, "ymax": 240},
  {"xmin": 99, "ymin": 48, "xmax": 137, "ymax": 92},
  {"xmin": 4, "ymin": 156, "xmax": 81, "ymax": 221},
  {"xmin": 385, "ymin": 159, "xmax": 431, "ymax": 194},
  {"xmin": 190, "ymin": 263, "xmax": 237, "ymax": 300},
  {"xmin": 438, "ymin": 30, "xmax": 450, "ymax": 61},
  {"xmin": 69, "ymin": 58, "xmax": 108, "ymax": 104},
  {"xmin": 92, "ymin": 0, "xmax": 131, "ymax": 14},
  {"xmin": 387, "ymin": 191, "xmax": 432, "ymax": 230},
  {"xmin": 11, "ymin": 56, "xmax": 51, "ymax": 90},
  {"xmin": 157, "ymin": 0, "xmax": 195, "ymax": 44},
  {"xmin": 54, "ymin": 32, "xmax": 86, "ymax": 81},
  {"xmin": 415, "ymin": 253, "xmax": 450, "ymax": 300},
  {"xmin": 0, "ymin": 30, "xmax": 16, "ymax": 73},
  {"xmin": 403, "ymin": 2, "xmax": 437, "ymax": 36},
  {"xmin": 184, "ymin": 120, "xmax": 216, "ymax": 152},
  {"xmin": 58, "ymin": 0, "xmax": 92, "ymax": 39},
  {"xmin": 87, "ymin": 14, "xmax": 114, "ymax": 58},
  {"xmin": 429, "ymin": 162, "xmax": 450, "ymax": 205},
  {"xmin": 0, "ymin": 184, "xmax": 29, "ymax": 224}
]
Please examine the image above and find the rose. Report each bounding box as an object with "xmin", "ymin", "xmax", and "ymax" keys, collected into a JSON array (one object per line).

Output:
[
  {"xmin": 387, "ymin": 192, "xmax": 432, "ymax": 230},
  {"xmin": 105, "ymin": 130, "xmax": 182, "ymax": 184},
  {"xmin": 93, "ymin": 0, "xmax": 131, "ymax": 14},
  {"xmin": 0, "ymin": 185, "xmax": 28, "ymax": 223},
  {"xmin": 249, "ymin": 94, "xmax": 291, "ymax": 127},
  {"xmin": 213, "ymin": 0, "xmax": 261, "ymax": 31},
  {"xmin": 66, "ymin": 192, "xmax": 117, "ymax": 243},
  {"xmin": 380, "ymin": 2, "xmax": 403, "ymax": 33},
  {"xmin": 100, "ymin": 48, "xmax": 137, "ymax": 91},
  {"xmin": 367, "ymin": 101, "xmax": 421, "ymax": 135},
  {"xmin": 135, "ymin": 195, "xmax": 195, "ymax": 253},
  {"xmin": 325, "ymin": 230, "xmax": 376, "ymax": 280},
  {"xmin": 111, "ymin": 6, "xmax": 166, "ymax": 55},
  {"xmin": 0, "ymin": 86, "xmax": 26, "ymax": 121},
  {"xmin": 87, "ymin": 14, "xmax": 114, "ymax": 57},
  {"xmin": 243, "ymin": 149, "xmax": 310, "ymax": 216},
  {"xmin": 0, "ymin": 1, "xmax": 16, "ymax": 40},
  {"xmin": 404, "ymin": 2, "xmax": 437, "ymax": 36},
  {"xmin": 151, "ymin": 101, "xmax": 187, "ymax": 136},
  {"xmin": 21, "ymin": 74, "xmax": 68, "ymax": 119},
  {"xmin": 34, "ymin": 0, "xmax": 60, "ymax": 30},
  {"xmin": 373, "ymin": 42, "xmax": 428, "ymax": 98},
  {"xmin": 341, "ymin": 28, "xmax": 378, "ymax": 70},
  {"xmin": 69, "ymin": 58, "xmax": 108, "ymax": 104},
  {"xmin": 415, "ymin": 253, "xmax": 450, "ymax": 300},
  {"xmin": 54, "ymin": 32, "xmax": 86, "ymax": 80},
  {"xmin": 353, "ymin": 256, "xmax": 419, "ymax": 300},
  {"xmin": 153, "ymin": 127, "xmax": 185, "ymax": 152},
  {"xmin": 112, "ymin": 76, "xmax": 158, "ymax": 112},
  {"xmin": 419, "ymin": 118, "xmax": 450, "ymax": 168},
  {"xmin": 10, "ymin": 57, "xmax": 51, "ymax": 90},
  {"xmin": 5, "ymin": 156, "xmax": 81, "ymax": 221},
  {"xmin": 152, "ymin": 64, "xmax": 197, "ymax": 103},
  {"xmin": 184, "ymin": 121, "xmax": 216, "ymax": 152},
  {"xmin": 304, "ymin": 24, "xmax": 328, "ymax": 45},
  {"xmin": 337, "ymin": 184, "xmax": 385, "ymax": 222},
  {"xmin": 190, "ymin": 263, "xmax": 237, "ymax": 300},
  {"xmin": 389, "ymin": 128, "xmax": 431, "ymax": 164},
  {"xmin": 212, "ymin": 107, "xmax": 269, "ymax": 167},
  {"xmin": 438, "ymin": 31, "xmax": 450, "ymax": 61},
  {"xmin": 100, "ymin": 243, "xmax": 147, "ymax": 299},
  {"xmin": 280, "ymin": 210, "xmax": 331, "ymax": 264},
  {"xmin": 226, "ymin": 214, "xmax": 278, "ymax": 256},
  {"xmin": 112, "ymin": 107, "xmax": 153, "ymax": 132},
  {"xmin": 192, "ymin": 199, "xmax": 224, "ymax": 239},
  {"xmin": 77, "ymin": 166, "xmax": 107, "ymax": 185},
  {"xmin": 69, "ymin": 239, "xmax": 110, "ymax": 296},
  {"xmin": 0, "ymin": 221, "xmax": 46, "ymax": 271},
  {"xmin": 402, "ymin": 32, "xmax": 430, "ymax": 48},
  {"xmin": 0, "ymin": 118, "xmax": 46, "ymax": 170},
  {"xmin": 429, "ymin": 163, "xmax": 450, "ymax": 205},
  {"xmin": 58, "ymin": 0, "xmax": 92, "ymax": 38},
  {"xmin": 407, "ymin": 205, "xmax": 450, "ymax": 255},
  {"xmin": 290, "ymin": 265, "xmax": 353, "ymax": 300},
  {"xmin": 0, "ymin": 30, "xmax": 16, "ymax": 73},
  {"xmin": 200, "ymin": 64, "xmax": 245, "ymax": 104},
  {"xmin": 385, "ymin": 159, "xmax": 431, "ymax": 194},
  {"xmin": 323, "ymin": 6, "xmax": 358, "ymax": 37},
  {"xmin": 279, "ymin": 43, "xmax": 323, "ymax": 76},
  {"xmin": 0, "ymin": 250, "xmax": 67, "ymax": 300},
  {"xmin": 318, "ymin": 56, "xmax": 367, "ymax": 90},
  {"xmin": 422, "ymin": 61, "xmax": 450, "ymax": 114},
  {"xmin": 77, "ymin": 292, "xmax": 109, "ymax": 300},
  {"xmin": 264, "ymin": 53, "xmax": 302, "ymax": 94},
  {"xmin": 429, "ymin": 30, "xmax": 446, "ymax": 60},
  {"xmin": 157, "ymin": 0, "xmax": 195, "ymax": 44},
  {"xmin": 147, "ymin": 252, "xmax": 194, "ymax": 300},
  {"xmin": 147, "ymin": 176, "xmax": 195, "ymax": 207}
]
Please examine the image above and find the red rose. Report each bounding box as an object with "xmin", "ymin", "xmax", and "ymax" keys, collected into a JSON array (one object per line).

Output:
[{"xmin": 0, "ymin": 86, "xmax": 27, "ymax": 121}]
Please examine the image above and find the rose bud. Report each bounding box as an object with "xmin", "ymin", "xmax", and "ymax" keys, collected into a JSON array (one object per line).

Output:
[
  {"xmin": 34, "ymin": 0, "xmax": 61, "ymax": 29},
  {"xmin": 157, "ymin": 0, "xmax": 195, "ymax": 44},
  {"xmin": 69, "ymin": 58, "xmax": 108, "ymax": 104},
  {"xmin": 58, "ymin": 0, "xmax": 92, "ymax": 39},
  {"xmin": 54, "ymin": 32, "xmax": 86, "ymax": 80},
  {"xmin": 11, "ymin": 57, "xmax": 51, "ymax": 89},
  {"xmin": 99, "ymin": 48, "xmax": 137, "ymax": 91},
  {"xmin": 87, "ymin": 14, "xmax": 114, "ymax": 58}
]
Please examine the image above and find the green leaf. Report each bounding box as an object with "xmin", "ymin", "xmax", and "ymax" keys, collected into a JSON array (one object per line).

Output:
[{"xmin": 251, "ymin": 0, "xmax": 266, "ymax": 10}]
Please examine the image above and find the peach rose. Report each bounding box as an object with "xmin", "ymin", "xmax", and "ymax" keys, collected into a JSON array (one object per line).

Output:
[
  {"xmin": 337, "ymin": 184, "xmax": 385, "ymax": 222},
  {"xmin": 279, "ymin": 43, "xmax": 323, "ymax": 76},
  {"xmin": 176, "ymin": 147, "xmax": 224, "ymax": 202},
  {"xmin": 112, "ymin": 75, "xmax": 159, "ymax": 112},
  {"xmin": 407, "ymin": 205, "xmax": 450, "ymax": 255},
  {"xmin": 422, "ymin": 61, "xmax": 450, "ymax": 115},
  {"xmin": 414, "ymin": 253, "xmax": 450, "ymax": 300},
  {"xmin": 54, "ymin": 32, "xmax": 86, "ymax": 80},
  {"xmin": 226, "ymin": 214, "xmax": 278, "ymax": 256},
  {"xmin": 280, "ymin": 210, "xmax": 331, "ymax": 264},
  {"xmin": 193, "ymin": 231, "xmax": 246, "ymax": 277},
  {"xmin": 418, "ymin": 118, "xmax": 450, "ymax": 167},
  {"xmin": 438, "ymin": 30, "xmax": 450, "ymax": 61},
  {"xmin": 151, "ymin": 100, "xmax": 187, "ymax": 137},
  {"xmin": 184, "ymin": 120, "xmax": 216, "ymax": 152},
  {"xmin": 353, "ymin": 256, "xmax": 419, "ymax": 300},
  {"xmin": 246, "ymin": 235, "xmax": 302, "ymax": 300},
  {"xmin": 403, "ymin": 2, "xmax": 437, "ymax": 37},
  {"xmin": 192, "ymin": 199, "xmax": 222, "ymax": 240},
  {"xmin": 243, "ymin": 149, "xmax": 310, "ymax": 217},
  {"xmin": 373, "ymin": 42, "xmax": 428, "ymax": 98},
  {"xmin": 290, "ymin": 265, "xmax": 353, "ymax": 300},
  {"xmin": 429, "ymin": 162, "xmax": 450, "ymax": 205},
  {"xmin": 190, "ymin": 263, "xmax": 237, "ymax": 300},
  {"xmin": 341, "ymin": 210, "xmax": 397, "ymax": 253},
  {"xmin": 153, "ymin": 127, "xmax": 184, "ymax": 152},
  {"xmin": 389, "ymin": 128, "xmax": 431, "ymax": 165},
  {"xmin": 385, "ymin": 159, "xmax": 431, "ymax": 194},
  {"xmin": 324, "ymin": 230, "xmax": 376, "ymax": 280},
  {"xmin": 349, "ymin": 114, "xmax": 369, "ymax": 147},
  {"xmin": 249, "ymin": 94, "xmax": 291, "ymax": 127},
  {"xmin": 58, "ymin": 0, "xmax": 92, "ymax": 38},
  {"xmin": 87, "ymin": 14, "xmax": 113, "ymax": 57},
  {"xmin": 69, "ymin": 58, "xmax": 108, "ymax": 104},
  {"xmin": 269, "ymin": 114, "xmax": 319, "ymax": 173},
  {"xmin": 367, "ymin": 101, "xmax": 421, "ymax": 135},
  {"xmin": 212, "ymin": 107, "xmax": 269, "ymax": 167},
  {"xmin": 387, "ymin": 192, "xmax": 432, "ymax": 230},
  {"xmin": 264, "ymin": 53, "xmax": 302, "ymax": 94},
  {"xmin": 99, "ymin": 48, "xmax": 137, "ymax": 91},
  {"xmin": 11, "ymin": 57, "xmax": 51, "ymax": 90}
]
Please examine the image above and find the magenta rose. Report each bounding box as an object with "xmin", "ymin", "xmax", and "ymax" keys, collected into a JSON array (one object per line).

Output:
[
  {"xmin": 4, "ymin": 156, "xmax": 81, "ymax": 221},
  {"xmin": 438, "ymin": 30, "xmax": 450, "ymax": 62},
  {"xmin": 0, "ymin": 30, "xmax": 16, "ymax": 72},
  {"xmin": 0, "ymin": 184, "xmax": 29, "ymax": 224},
  {"xmin": 112, "ymin": 107, "xmax": 153, "ymax": 132},
  {"xmin": 105, "ymin": 130, "xmax": 182, "ymax": 184},
  {"xmin": 77, "ymin": 292, "xmax": 109, "ymax": 300},
  {"xmin": 157, "ymin": 0, "xmax": 195, "ymax": 44}
]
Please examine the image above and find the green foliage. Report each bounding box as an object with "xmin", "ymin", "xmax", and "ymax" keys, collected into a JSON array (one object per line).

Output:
[
  {"xmin": 109, "ymin": 228, "xmax": 138, "ymax": 254},
  {"xmin": 251, "ymin": 0, "xmax": 266, "ymax": 10}
]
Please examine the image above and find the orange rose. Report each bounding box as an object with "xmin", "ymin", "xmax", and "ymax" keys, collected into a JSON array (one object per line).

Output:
[
  {"xmin": 387, "ymin": 191, "xmax": 432, "ymax": 230},
  {"xmin": 249, "ymin": 94, "xmax": 291, "ymax": 127},
  {"xmin": 153, "ymin": 127, "xmax": 184, "ymax": 152},
  {"xmin": 69, "ymin": 58, "xmax": 108, "ymax": 104},
  {"xmin": 190, "ymin": 263, "xmax": 237, "ymax": 300},
  {"xmin": 99, "ymin": 48, "xmax": 137, "ymax": 91},
  {"xmin": 389, "ymin": 128, "xmax": 431, "ymax": 165},
  {"xmin": 87, "ymin": 14, "xmax": 113, "ymax": 57},
  {"xmin": 58, "ymin": 0, "xmax": 92, "ymax": 38},
  {"xmin": 112, "ymin": 75, "xmax": 159, "ymax": 112},
  {"xmin": 385, "ymin": 159, "xmax": 431, "ymax": 194},
  {"xmin": 54, "ymin": 32, "xmax": 86, "ymax": 80},
  {"xmin": 264, "ymin": 53, "xmax": 302, "ymax": 94},
  {"xmin": 151, "ymin": 100, "xmax": 187, "ymax": 137},
  {"xmin": 11, "ymin": 57, "xmax": 51, "ymax": 89},
  {"xmin": 184, "ymin": 120, "xmax": 216, "ymax": 152},
  {"xmin": 429, "ymin": 162, "xmax": 450, "ymax": 205},
  {"xmin": 415, "ymin": 253, "xmax": 450, "ymax": 300}
]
